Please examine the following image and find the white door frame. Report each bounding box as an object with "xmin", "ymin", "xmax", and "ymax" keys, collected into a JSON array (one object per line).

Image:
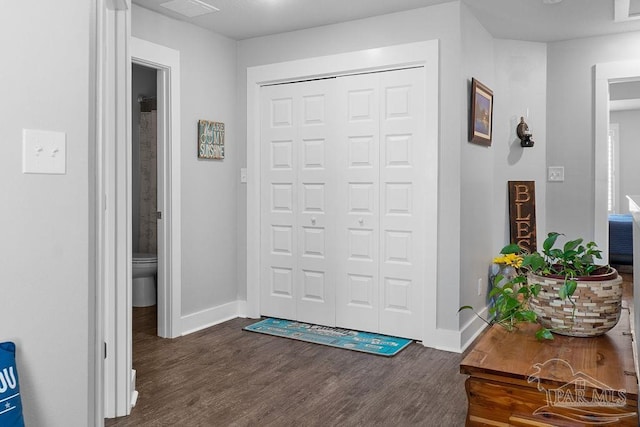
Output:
[
  {"xmin": 609, "ymin": 123, "xmax": 620, "ymax": 214},
  {"xmin": 95, "ymin": 0, "xmax": 131, "ymax": 418},
  {"xmin": 131, "ymin": 37, "xmax": 182, "ymax": 340},
  {"xmin": 96, "ymin": 1, "xmax": 183, "ymax": 415},
  {"xmin": 246, "ymin": 40, "xmax": 439, "ymax": 347},
  {"xmin": 594, "ymin": 60, "xmax": 640, "ymax": 260}
]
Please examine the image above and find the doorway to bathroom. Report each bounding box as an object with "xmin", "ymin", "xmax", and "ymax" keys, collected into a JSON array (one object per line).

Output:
[
  {"xmin": 131, "ymin": 63, "xmax": 161, "ymax": 338},
  {"xmin": 131, "ymin": 38, "xmax": 182, "ymax": 344},
  {"xmin": 132, "ymin": 62, "xmax": 159, "ymax": 327}
]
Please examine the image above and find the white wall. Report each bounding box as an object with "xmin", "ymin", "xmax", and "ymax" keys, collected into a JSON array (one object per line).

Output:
[
  {"xmin": 547, "ymin": 32, "xmax": 640, "ymax": 242},
  {"xmin": 0, "ymin": 1, "xmax": 93, "ymax": 426},
  {"xmin": 456, "ymin": 6, "xmax": 548, "ymax": 337},
  {"xmin": 237, "ymin": 2, "xmax": 464, "ymax": 332},
  {"xmin": 458, "ymin": 4, "xmax": 495, "ymax": 330},
  {"xmin": 611, "ymin": 110, "xmax": 640, "ymax": 214},
  {"xmin": 492, "ymin": 40, "xmax": 547, "ymax": 252},
  {"xmin": 132, "ymin": 6, "xmax": 239, "ymax": 316}
]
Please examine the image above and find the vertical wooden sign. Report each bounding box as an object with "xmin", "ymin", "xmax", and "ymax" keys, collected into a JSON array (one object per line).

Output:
[{"xmin": 508, "ymin": 181, "xmax": 537, "ymax": 252}]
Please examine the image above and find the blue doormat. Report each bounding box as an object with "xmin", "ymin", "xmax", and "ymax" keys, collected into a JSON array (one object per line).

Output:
[{"xmin": 243, "ymin": 318, "xmax": 412, "ymax": 357}]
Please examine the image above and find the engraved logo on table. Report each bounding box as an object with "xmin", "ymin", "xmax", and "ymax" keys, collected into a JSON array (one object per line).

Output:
[{"xmin": 527, "ymin": 358, "xmax": 635, "ymax": 424}]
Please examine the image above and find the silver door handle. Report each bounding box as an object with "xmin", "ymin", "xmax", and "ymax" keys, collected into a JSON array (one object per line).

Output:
[{"xmin": 311, "ymin": 217, "xmax": 317, "ymax": 225}]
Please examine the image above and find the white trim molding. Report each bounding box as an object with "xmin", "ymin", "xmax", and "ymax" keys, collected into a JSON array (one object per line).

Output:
[
  {"xmin": 458, "ymin": 306, "xmax": 490, "ymax": 352},
  {"xmin": 614, "ymin": 0, "xmax": 640, "ymax": 22},
  {"xmin": 246, "ymin": 40, "xmax": 440, "ymax": 348},
  {"xmin": 424, "ymin": 306, "xmax": 489, "ymax": 353},
  {"xmin": 181, "ymin": 301, "xmax": 248, "ymax": 335},
  {"xmin": 97, "ymin": 0, "xmax": 132, "ymax": 418}
]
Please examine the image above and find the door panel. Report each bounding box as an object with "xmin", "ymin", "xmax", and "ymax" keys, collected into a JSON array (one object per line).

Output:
[
  {"xmin": 260, "ymin": 85, "xmax": 298, "ymax": 320},
  {"xmin": 260, "ymin": 80, "xmax": 337, "ymax": 325},
  {"xmin": 378, "ymin": 68, "xmax": 427, "ymax": 339},
  {"xmin": 335, "ymin": 73, "xmax": 380, "ymax": 333},
  {"xmin": 296, "ymin": 79, "xmax": 336, "ymax": 326}
]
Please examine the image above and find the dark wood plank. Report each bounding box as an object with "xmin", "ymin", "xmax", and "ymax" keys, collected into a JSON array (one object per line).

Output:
[{"xmin": 106, "ymin": 310, "xmax": 467, "ymax": 426}]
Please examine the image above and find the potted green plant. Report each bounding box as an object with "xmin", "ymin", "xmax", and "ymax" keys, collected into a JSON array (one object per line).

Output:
[
  {"xmin": 526, "ymin": 232, "xmax": 623, "ymax": 337},
  {"xmin": 460, "ymin": 232, "xmax": 623, "ymax": 340}
]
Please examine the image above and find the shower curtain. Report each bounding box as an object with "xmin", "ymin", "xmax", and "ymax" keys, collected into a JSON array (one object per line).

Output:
[{"xmin": 138, "ymin": 108, "xmax": 157, "ymax": 254}]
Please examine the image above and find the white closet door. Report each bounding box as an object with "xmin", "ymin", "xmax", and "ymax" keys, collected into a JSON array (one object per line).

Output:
[
  {"xmin": 334, "ymin": 73, "xmax": 381, "ymax": 333},
  {"xmin": 378, "ymin": 68, "xmax": 426, "ymax": 340},
  {"xmin": 295, "ymin": 79, "xmax": 337, "ymax": 326},
  {"xmin": 260, "ymin": 81, "xmax": 337, "ymax": 325},
  {"xmin": 260, "ymin": 84, "xmax": 299, "ymax": 320},
  {"xmin": 260, "ymin": 68, "xmax": 427, "ymax": 339}
]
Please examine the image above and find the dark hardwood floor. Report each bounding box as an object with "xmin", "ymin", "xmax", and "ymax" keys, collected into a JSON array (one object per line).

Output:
[{"xmin": 105, "ymin": 308, "xmax": 468, "ymax": 426}]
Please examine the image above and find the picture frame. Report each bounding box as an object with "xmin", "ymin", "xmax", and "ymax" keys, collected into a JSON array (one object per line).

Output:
[
  {"xmin": 469, "ymin": 78, "xmax": 493, "ymax": 146},
  {"xmin": 197, "ymin": 120, "xmax": 225, "ymax": 160}
]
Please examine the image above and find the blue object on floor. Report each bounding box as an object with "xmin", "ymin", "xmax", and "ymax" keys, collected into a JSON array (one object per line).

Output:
[
  {"xmin": 243, "ymin": 318, "xmax": 412, "ymax": 357},
  {"xmin": 0, "ymin": 342, "xmax": 25, "ymax": 427}
]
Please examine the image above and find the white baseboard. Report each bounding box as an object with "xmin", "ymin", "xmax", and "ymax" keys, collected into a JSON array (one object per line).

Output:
[
  {"xmin": 459, "ymin": 306, "xmax": 490, "ymax": 352},
  {"xmin": 130, "ymin": 390, "xmax": 139, "ymax": 409},
  {"xmin": 236, "ymin": 300, "xmax": 248, "ymax": 318},
  {"xmin": 130, "ymin": 369, "xmax": 138, "ymax": 408},
  {"xmin": 179, "ymin": 299, "xmax": 489, "ymax": 352},
  {"xmin": 181, "ymin": 300, "xmax": 245, "ymax": 335},
  {"xmin": 430, "ymin": 328, "xmax": 465, "ymax": 353},
  {"xmin": 423, "ymin": 306, "xmax": 489, "ymax": 353}
]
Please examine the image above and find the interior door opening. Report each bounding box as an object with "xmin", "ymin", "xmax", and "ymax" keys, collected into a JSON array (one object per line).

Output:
[
  {"xmin": 594, "ymin": 61, "xmax": 640, "ymax": 266},
  {"xmin": 131, "ymin": 64, "xmax": 161, "ymax": 339}
]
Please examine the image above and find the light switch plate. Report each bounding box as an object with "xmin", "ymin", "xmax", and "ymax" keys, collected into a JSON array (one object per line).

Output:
[
  {"xmin": 240, "ymin": 167, "xmax": 247, "ymax": 183},
  {"xmin": 22, "ymin": 129, "xmax": 66, "ymax": 174},
  {"xmin": 547, "ymin": 166, "xmax": 564, "ymax": 182}
]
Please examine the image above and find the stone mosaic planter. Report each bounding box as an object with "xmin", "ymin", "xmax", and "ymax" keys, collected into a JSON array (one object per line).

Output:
[{"xmin": 528, "ymin": 269, "xmax": 623, "ymax": 337}]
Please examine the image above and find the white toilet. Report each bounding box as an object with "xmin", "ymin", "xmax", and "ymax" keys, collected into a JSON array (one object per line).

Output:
[{"xmin": 132, "ymin": 253, "xmax": 158, "ymax": 307}]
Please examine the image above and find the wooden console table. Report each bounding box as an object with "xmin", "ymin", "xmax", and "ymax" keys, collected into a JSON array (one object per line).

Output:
[{"xmin": 460, "ymin": 305, "xmax": 638, "ymax": 426}]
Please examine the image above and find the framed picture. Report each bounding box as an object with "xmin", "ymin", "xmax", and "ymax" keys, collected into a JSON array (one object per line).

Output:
[
  {"xmin": 469, "ymin": 78, "xmax": 493, "ymax": 146},
  {"xmin": 197, "ymin": 120, "xmax": 225, "ymax": 160}
]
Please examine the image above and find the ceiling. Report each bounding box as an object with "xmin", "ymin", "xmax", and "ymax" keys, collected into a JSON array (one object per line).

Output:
[{"xmin": 132, "ymin": 0, "xmax": 640, "ymax": 42}]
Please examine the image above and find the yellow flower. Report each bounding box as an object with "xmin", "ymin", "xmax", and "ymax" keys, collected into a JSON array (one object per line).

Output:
[
  {"xmin": 492, "ymin": 255, "xmax": 507, "ymax": 264},
  {"xmin": 493, "ymin": 253, "xmax": 523, "ymax": 268}
]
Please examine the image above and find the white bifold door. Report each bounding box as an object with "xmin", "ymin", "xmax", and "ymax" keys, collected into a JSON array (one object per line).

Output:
[{"xmin": 260, "ymin": 67, "xmax": 427, "ymax": 339}]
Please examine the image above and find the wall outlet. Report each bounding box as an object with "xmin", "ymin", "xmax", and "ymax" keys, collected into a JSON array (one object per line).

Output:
[
  {"xmin": 477, "ymin": 278, "xmax": 483, "ymax": 296},
  {"xmin": 548, "ymin": 166, "xmax": 564, "ymax": 182}
]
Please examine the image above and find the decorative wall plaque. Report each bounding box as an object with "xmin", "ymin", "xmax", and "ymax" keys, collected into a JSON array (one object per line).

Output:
[
  {"xmin": 198, "ymin": 120, "xmax": 225, "ymax": 160},
  {"xmin": 508, "ymin": 181, "xmax": 537, "ymax": 252}
]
